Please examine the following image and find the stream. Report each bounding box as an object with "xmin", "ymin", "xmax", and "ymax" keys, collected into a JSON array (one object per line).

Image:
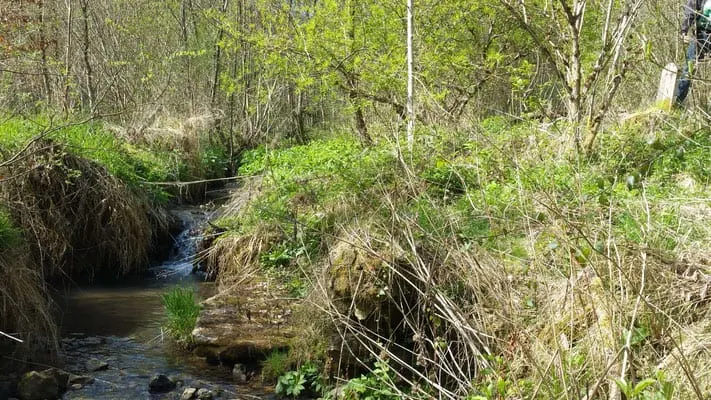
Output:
[{"xmin": 54, "ymin": 206, "xmax": 275, "ymax": 400}]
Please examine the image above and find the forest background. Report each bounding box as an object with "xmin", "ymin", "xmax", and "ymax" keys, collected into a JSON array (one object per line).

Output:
[{"xmin": 2, "ymin": 0, "xmax": 711, "ymax": 399}]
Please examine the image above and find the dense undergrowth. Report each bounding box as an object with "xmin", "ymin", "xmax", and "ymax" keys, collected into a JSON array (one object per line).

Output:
[
  {"xmin": 204, "ymin": 112, "xmax": 711, "ymax": 399},
  {"xmin": 0, "ymin": 114, "xmax": 229, "ymax": 364}
]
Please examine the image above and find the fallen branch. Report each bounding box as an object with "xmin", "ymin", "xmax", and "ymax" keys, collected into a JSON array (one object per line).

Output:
[
  {"xmin": 141, "ymin": 176, "xmax": 244, "ymax": 186},
  {"xmin": 0, "ymin": 330, "xmax": 23, "ymax": 343}
]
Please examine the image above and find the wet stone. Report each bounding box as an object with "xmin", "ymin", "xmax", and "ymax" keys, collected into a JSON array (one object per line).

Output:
[
  {"xmin": 70, "ymin": 383, "xmax": 83, "ymax": 390},
  {"xmin": 181, "ymin": 387, "xmax": 197, "ymax": 400},
  {"xmin": 86, "ymin": 358, "xmax": 109, "ymax": 372},
  {"xmin": 68, "ymin": 374, "xmax": 94, "ymax": 386},
  {"xmin": 42, "ymin": 368, "xmax": 69, "ymax": 391},
  {"xmin": 196, "ymin": 388, "xmax": 214, "ymax": 400},
  {"xmin": 148, "ymin": 374, "xmax": 176, "ymax": 393},
  {"xmin": 17, "ymin": 371, "xmax": 60, "ymax": 400},
  {"xmin": 232, "ymin": 364, "xmax": 247, "ymax": 384}
]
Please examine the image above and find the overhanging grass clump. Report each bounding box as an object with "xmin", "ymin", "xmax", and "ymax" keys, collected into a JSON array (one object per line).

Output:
[
  {"xmin": 1, "ymin": 140, "xmax": 154, "ymax": 277},
  {"xmin": 161, "ymin": 286, "xmax": 200, "ymax": 346},
  {"xmin": 0, "ymin": 115, "xmax": 229, "ymax": 362},
  {"xmin": 0, "ymin": 117, "xmax": 178, "ymax": 202}
]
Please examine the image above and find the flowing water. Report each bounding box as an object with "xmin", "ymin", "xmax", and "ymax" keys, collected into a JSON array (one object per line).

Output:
[{"xmin": 55, "ymin": 206, "xmax": 275, "ymax": 400}]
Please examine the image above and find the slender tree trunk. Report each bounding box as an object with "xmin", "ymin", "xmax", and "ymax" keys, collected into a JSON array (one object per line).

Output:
[
  {"xmin": 211, "ymin": 0, "xmax": 229, "ymax": 106},
  {"xmin": 348, "ymin": 1, "xmax": 372, "ymax": 145},
  {"xmin": 180, "ymin": 0, "xmax": 189, "ymax": 46},
  {"xmin": 240, "ymin": 0, "xmax": 255, "ymax": 139},
  {"xmin": 63, "ymin": 0, "xmax": 73, "ymax": 114},
  {"xmin": 349, "ymin": 85, "xmax": 371, "ymax": 145},
  {"xmin": 569, "ymin": 20, "xmax": 582, "ymax": 150},
  {"xmin": 228, "ymin": 54, "xmax": 238, "ymax": 174},
  {"xmin": 406, "ymin": 0, "xmax": 414, "ymax": 151},
  {"xmin": 38, "ymin": 0, "xmax": 53, "ymax": 106},
  {"xmin": 80, "ymin": 0, "xmax": 95, "ymax": 112}
]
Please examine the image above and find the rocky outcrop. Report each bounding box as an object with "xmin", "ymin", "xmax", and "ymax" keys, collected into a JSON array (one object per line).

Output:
[
  {"xmin": 192, "ymin": 177, "xmax": 297, "ymax": 369},
  {"xmin": 13, "ymin": 368, "xmax": 95, "ymax": 400},
  {"xmin": 17, "ymin": 371, "xmax": 59, "ymax": 400},
  {"xmin": 192, "ymin": 279, "xmax": 295, "ymax": 366}
]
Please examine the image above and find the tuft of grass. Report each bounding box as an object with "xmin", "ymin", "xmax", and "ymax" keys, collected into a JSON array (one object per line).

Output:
[
  {"xmin": 161, "ymin": 286, "xmax": 200, "ymax": 346},
  {"xmin": 261, "ymin": 351, "xmax": 291, "ymax": 383}
]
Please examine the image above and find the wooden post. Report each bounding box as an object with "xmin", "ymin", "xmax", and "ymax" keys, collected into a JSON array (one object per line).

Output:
[{"xmin": 656, "ymin": 63, "xmax": 678, "ymax": 108}]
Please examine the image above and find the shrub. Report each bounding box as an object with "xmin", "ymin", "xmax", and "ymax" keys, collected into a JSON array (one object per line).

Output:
[
  {"xmin": 341, "ymin": 360, "xmax": 400, "ymax": 400},
  {"xmin": 161, "ymin": 286, "xmax": 200, "ymax": 346},
  {"xmin": 275, "ymin": 362, "xmax": 323, "ymax": 398}
]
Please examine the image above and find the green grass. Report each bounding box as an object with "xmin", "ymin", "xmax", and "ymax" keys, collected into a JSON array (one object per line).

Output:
[
  {"xmin": 237, "ymin": 136, "xmax": 396, "ymax": 214},
  {"xmin": 161, "ymin": 286, "xmax": 201, "ymax": 346},
  {"xmin": 0, "ymin": 116, "xmax": 230, "ymax": 202},
  {"xmin": 226, "ymin": 135, "xmax": 397, "ymax": 270},
  {"xmin": 0, "ymin": 210, "xmax": 20, "ymax": 251}
]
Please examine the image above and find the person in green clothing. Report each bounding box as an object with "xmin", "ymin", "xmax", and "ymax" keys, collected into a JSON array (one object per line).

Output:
[{"xmin": 675, "ymin": 0, "xmax": 711, "ymax": 105}]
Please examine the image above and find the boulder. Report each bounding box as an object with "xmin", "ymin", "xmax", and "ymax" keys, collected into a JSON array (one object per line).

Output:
[
  {"xmin": 196, "ymin": 388, "xmax": 214, "ymax": 400},
  {"xmin": 181, "ymin": 387, "xmax": 198, "ymax": 400},
  {"xmin": 17, "ymin": 371, "xmax": 60, "ymax": 400},
  {"xmin": 85, "ymin": 358, "xmax": 108, "ymax": 372},
  {"xmin": 41, "ymin": 368, "xmax": 69, "ymax": 392},
  {"xmin": 232, "ymin": 364, "xmax": 247, "ymax": 384},
  {"xmin": 148, "ymin": 374, "xmax": 176, "ymax": 393},
  {"xmin": 192, "ymin": 281, "xmax": 295, "ymax": 365}
]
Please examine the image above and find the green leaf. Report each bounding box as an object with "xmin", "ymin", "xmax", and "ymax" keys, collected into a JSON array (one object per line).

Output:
[{"xmin": 632, "ymin": 378, "xmax": 657, "ymax": 397}]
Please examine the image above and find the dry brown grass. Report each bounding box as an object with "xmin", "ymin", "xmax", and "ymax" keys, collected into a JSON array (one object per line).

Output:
[
  {"xmin": 0, "ymin": 139, "xmax": 166, "ymax": 363},
  {"xmin": 298, "ymin": 177, "xmax": 711, "ymax": 399},
  {"xmin": 0, "ymin": 140, "xmax": 154, "ymax": 277},
  {"xmin": 0, "ymin": 245, "xmax": 57, "ymax": 368},
  {"xmin": 204, "ymin": 228, "xmax": 282, "ymax": 289}
]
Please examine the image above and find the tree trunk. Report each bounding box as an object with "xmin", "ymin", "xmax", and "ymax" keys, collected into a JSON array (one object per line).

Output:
[
  {"xmin": 211, "ymin": 0, "xmax": 229, "ymax": 107},
  {"xmin": 38, "ymin": 0, "xmax": 53, "ymax": 106},
  {"xmin": 349, "ymin": 87, "xmax": 372, "ymax": 145},
  {"xmin": 406, "ymin": 0, "xmax": 414, "ymax": 151},
  {"xmin": 63, "ymin": 0, "xmax": 73, "ymax": 114},
  {"xmin": 80, "ymin": 0, "xmax": 95, "ymax": 112},
  {"xmin": 348, "ymin": 1, "xmax": 372, "ymax": 145}
]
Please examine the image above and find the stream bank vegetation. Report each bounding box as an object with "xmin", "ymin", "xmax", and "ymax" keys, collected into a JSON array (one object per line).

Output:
[
  {"xmin": 202, "ymin": 112, "xmax": 711, "ymax": 399},
  {"xmin": 0, "ymin": 115, "xmax": 229, "ymax": 366}
]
